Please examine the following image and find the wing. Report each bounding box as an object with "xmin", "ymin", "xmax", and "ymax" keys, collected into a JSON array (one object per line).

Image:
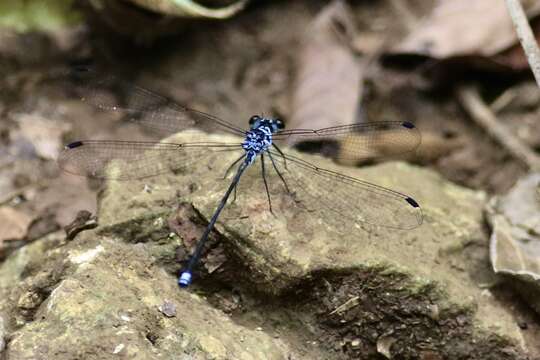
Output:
[
  {"xmin": 266, "ymin": 149, "xmax": 423, "ymax": 230},
  {"xmin": 65, "ymin": 66, "xmax": 246, "ymax": 136},
  {"xmin": 273, "ymin": 121, "xmax": 421, "ymax": 161},
  {"xmin": 58, "ymin": 140, "xmax": 243, "ymax": 180}
]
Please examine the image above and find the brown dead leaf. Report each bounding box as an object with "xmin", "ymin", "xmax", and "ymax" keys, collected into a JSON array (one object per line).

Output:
[
  {"xmin": 388, "ymin": 0, "xmax": 540, "ymax": 73},
  {"xmin": 12, "ymin": 113, "xmax": 71, "ymax": 160},
  {"xmin": 486, "ymin": 173, "xmax": 540, "ymax": 314},
  {"xmin": 392, "ymin": 0, "xmax": 540, "ymax": 58},
  {"xmin": 0, "ymin": 206, "xmax": 32, "ymax": 242},
  {"xmin": 413, "ymin": 131, "xmax": 464, "ymax": 163},
  {"xmin": 288, "ymin": 0, "xmax": 361, "ymax": 142},
  {"xmin": 0, "ymin": 206, "xmax": 32, "ymax": 244}
]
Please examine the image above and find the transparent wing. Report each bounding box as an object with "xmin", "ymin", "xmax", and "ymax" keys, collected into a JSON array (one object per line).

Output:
[
  {"xmin": 266, "ymin": 149, "xmax": 423, "ymax": 230},
  {"xmin": 58, "ymin": 140, "xmax": 243, "ymax": 180},
  {"xmin": 64, "ymin": 66, "xmax": 246, "ymax": 136},
  {"xmin": 273, "ymin": 121, "xmax": 421, "ymax": 161}
]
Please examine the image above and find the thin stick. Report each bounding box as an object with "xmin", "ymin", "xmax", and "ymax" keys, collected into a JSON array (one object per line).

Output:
[
  {"xmin": 504, "ymin": 0, "xmax": 540, "ymax": 89},
  {"xmin": 457, "ymin": 86, "xmax": 540, "ymax": 171}
]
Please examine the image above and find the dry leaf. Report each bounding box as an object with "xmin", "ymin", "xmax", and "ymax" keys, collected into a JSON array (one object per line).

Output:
[
  {"xmin": 12, "ymin": 113, "xmax": 71, "ymax": 160},
  {"xmin": 288, "ymin": 0, "xmax": 361, "ymax": 143},
  {"xmin": 486, "ymin": 173, "xmax": 540, "ymax": 313},
  {"xmin": 413, "ymin": 131, "xmax": 463, "ymax": 163},
  {"xmin": 83, "ymin": 0, "xmax": 247, "ymax": 42},
  {"xmin": 388, "ymin": 0, "xmax": 540, "ymax": 73},
  {"xmin": 0, "ymin": 206, "xmax": 32, "ymax": 242},
  {"xmin": 129, "ymin": 0, "xmax": 248, "ymax": 19},
  {"xmin": 392, "ymin": 0, "xmax": 540, "ymax": 58},
  {"xmin": 0, "ymin": 206, "xmax": 32, "ymax": 243}
]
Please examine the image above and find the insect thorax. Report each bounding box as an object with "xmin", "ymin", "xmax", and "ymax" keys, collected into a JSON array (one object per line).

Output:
[{"xmin": 242, "ymin": 126, "xmax": 273, "ymax": 164}]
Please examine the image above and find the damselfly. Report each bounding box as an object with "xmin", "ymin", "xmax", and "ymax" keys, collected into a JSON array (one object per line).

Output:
[{"xmin": 58, "ymin": 67, "xmax": 423, "ymax": 287}]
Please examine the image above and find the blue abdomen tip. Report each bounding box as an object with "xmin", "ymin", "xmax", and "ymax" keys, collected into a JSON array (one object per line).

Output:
[{"xmin": 178, "ymin": 272, "xmax": 192, "ymax": 288}]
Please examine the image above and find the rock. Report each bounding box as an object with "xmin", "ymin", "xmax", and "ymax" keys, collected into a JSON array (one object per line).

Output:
[
  {"xmin": 2, "ymin": 232, "xmax": 301, "ymax": 359},
  {"xmin": 158, "ymin": 299, "xmax": 177, "ymax": 318},
  {"xmin": 0, "ymin": 231, "xmax": 66, "ymax": 305},
  {"xmin": 95, "ymin": 131, "xmax": 536, "ymax": 358},
  {"xmin": 486, "ymin": 173, "xmax": 540, "ymax": 314},
  {"xmin": 0, "ymin": 131, "xmax": 537, "ymax": 359},
  {"xmin": 0, "ymin": 230, "xmax": 66, "ymax": 352}
]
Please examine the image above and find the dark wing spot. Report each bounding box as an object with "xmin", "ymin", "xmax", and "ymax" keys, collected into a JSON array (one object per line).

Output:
[
  {"xmin": 66, "ymin": 141, "xmax": 84, "ymax": 149},
  {"xmin": 405, "ymin": 197, "xmax": 419, "ymax": 208},
  {"xmin": 401, "ymin": 121, "xmax": 415, "ymax": 129}
]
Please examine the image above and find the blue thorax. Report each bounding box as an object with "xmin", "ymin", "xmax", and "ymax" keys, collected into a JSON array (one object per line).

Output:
[{"xmin": 242, "ymin": 116, "xmax": 284, "ymax": 164}]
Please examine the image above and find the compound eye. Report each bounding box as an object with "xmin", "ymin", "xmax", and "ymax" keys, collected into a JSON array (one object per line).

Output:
[
  {"xmin": 275, "ymin": 118, "xmax": 285, "ymax": 129},
  {"xmin": 249, "ymin": 115, "xmax": 261, "ymax": 125}
]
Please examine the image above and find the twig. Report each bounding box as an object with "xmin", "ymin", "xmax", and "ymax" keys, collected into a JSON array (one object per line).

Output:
[
  {"xmin": 329, "ymin": 295, "xmax": 360, "ymax": 315},
  {"xmin": 489, "ymin": 87, "xmax": 517, "ymax": 113},
  {"xmin": 457, "ymin": 86, "xmax": 540, "ymax": 171},
  {"xmin": 504, "ymin": 0, "xmax": 540, "ymax": 89}
]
